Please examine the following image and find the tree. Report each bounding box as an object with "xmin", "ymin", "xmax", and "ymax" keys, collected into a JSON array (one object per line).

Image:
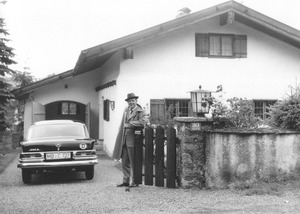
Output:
[
  {"xmin": 0, "ymin": 10, "xmax": 16, "ymax": 131},
  {"xmin": 269, "ymin": 83, "xmax": 300, "ymax": 131},
  {"xmin": 10, "ymin": 69, "xmax": 36, "ymax": 133},
  {"xmin": 12, "ymin": 69, "xmax": 36, "ymax": 88}
]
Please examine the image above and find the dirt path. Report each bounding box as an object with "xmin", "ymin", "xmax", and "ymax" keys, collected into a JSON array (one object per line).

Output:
[{"xmin": 1, "ymin": 153, "xmax": 300, "ymax": 213}]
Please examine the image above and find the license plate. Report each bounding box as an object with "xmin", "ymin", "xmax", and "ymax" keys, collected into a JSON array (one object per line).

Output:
[{"xmin": 45, "ymin": 152, "xmax": 71, "ymax": 160}]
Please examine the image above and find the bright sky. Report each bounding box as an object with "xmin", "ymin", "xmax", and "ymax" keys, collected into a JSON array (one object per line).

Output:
[{"xmin": 1, "ymin": 0, "xmax": 300, "ymax": 79}]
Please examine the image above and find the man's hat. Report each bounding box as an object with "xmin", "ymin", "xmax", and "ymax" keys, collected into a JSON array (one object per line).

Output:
[{"xmin": 125, "ymin": 93, "xmax": 139, "ymax": 101}]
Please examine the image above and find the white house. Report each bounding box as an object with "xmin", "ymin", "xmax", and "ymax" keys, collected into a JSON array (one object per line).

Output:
[{"xmin": 13, "ymin": 1, "xmax": 300, "ymax": 157}]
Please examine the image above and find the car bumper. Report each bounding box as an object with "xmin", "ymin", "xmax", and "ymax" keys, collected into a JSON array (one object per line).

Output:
[
  {"xmin": 18, "ymin": 158, "xmax": 98, "ymax": 169},
  {"xmin": 17, "ymin": 150, "xmax": 98, "ymax": 169}
]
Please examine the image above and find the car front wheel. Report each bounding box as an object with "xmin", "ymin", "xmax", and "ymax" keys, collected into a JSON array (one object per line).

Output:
[
  {"xmin": 85, "ymin": 166, "xmax": 94, "ymax": 180},
  {"xmin": 22, "ymin": 169, "xmax": 31, "ymax": 184}
]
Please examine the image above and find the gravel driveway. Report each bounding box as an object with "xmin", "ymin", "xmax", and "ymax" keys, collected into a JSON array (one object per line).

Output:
[{"xmin": 1, "ymin": 153, "xmax": 300, "ymax": 214}]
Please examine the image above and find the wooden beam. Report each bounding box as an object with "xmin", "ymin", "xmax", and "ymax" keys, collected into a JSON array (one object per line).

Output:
[
  {"xmin": 220, "ymin": 11, "xmax": 235, "ymax": 26},
  {"xmin": 123, "ymin": 46, "xmax": 134, "ymax": 59},
  {"xmin": 219, "ymin": 13, "xmax": 228, "ymax": 26},
  {"xmin": 227, "ymin": 11, "xmax": 235, "ymax": 24}
]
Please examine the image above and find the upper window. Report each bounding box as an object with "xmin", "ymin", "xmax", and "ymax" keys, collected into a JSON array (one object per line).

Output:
[
  {"xmin": 253, "ymin": 100, "xmax": 277, "ymax": 120},
  {"xmin": 196, "ymin": 33, "xmax": 247, "ymax": 58}
]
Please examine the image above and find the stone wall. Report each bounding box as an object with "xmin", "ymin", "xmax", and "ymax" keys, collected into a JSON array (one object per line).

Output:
[
  {"xmin": 205, "ymin": 130, "xmax": 300, "ymax": 188},
  {"xmin": 174, "ymin": 117, "xmax": 300, "ymax": 189},
  {"xmin": 175, "ymin": 117, "xmax": 213, "ymax": 188}
]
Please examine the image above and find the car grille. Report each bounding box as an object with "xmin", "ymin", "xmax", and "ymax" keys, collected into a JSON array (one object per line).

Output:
[{"xmin": 25, "ymin": 145, "xmax": 90, "ymax": 152}]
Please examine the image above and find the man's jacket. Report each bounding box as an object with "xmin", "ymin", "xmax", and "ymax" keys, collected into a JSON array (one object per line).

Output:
[{"xmin": 113, "ymin": 104, "xmax": 147, "ymax": 160}]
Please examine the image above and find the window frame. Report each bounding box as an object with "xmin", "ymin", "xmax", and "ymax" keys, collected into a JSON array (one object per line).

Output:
[
  {"xmin": 60, "ymin": 102, "xmax": 78, "ymax": 115},
  {"xmin": 253, "ymin": 99, "xmax": 277, "ymax": 120},
  {"xmin": 195, "ymin": 33, "xmax": 247, "ymax": 58},
  {"xmin": 165, "ymin": 98, "xmax": 190, "ymax": 118},
  {"xmin": 208, "ymin": 33, "xmax": 234, "ymax": 57}
]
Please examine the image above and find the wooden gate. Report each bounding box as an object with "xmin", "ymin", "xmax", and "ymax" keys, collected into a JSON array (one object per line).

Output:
[{"xmin": 133, "ymin": 126, "xmax": 178, "ymax": 188}]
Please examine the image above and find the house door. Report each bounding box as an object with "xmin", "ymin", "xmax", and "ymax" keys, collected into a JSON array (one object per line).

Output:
[
  {"xmin": 32, "ymin": 101, "xmax": 45, "ymax": 123},
  {"xmin": 85, "ymin": 102, "xmax": 91, "ymax": 132}
]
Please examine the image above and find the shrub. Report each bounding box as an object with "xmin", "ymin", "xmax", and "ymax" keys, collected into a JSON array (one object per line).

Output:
[
  {"xmin": 269, "ymin": 85, "xmax": 300, "ymax": 131},
  {"xmin": 0, "ymin": 130, "xmax": 13, "ymax": 155},
  {"xmin": 211, "ymin": 97, "xmax": 264, "ymax": 128}
]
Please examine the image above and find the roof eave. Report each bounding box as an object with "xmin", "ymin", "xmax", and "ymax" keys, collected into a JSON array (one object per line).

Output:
[
  {"xmin": 72, "ymin": 0, "xmax": 300, "ymax": 75},
  {"xmin": 72, "ymin": 1, "xmax": 236, "ymax": 75},
  {"xmin": 12, "ymin": 70, "xmax": 73, "ymax": 100}
]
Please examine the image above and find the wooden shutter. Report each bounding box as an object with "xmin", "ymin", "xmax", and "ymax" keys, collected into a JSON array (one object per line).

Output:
[
  {"xmin": 195, "ymin": 34, "xmax": 209, "ymax": 57},
  {"xmin": 150, "ymin": 99, "xmax": 165, "ymax": 124},
  {"xmin": 32, "ymin": 101, "xmax": 45, "ymax": 123},
  {"xmin": 85, "ymin": 102, "xmax": 91, "ymax": 132},
  {"xmin": 233, "ymin": 35, "xmax": 247, "ymax": 58},
  {"xmin": 103, "ymin": 99, "xmax": 110, "ymax": 121}
]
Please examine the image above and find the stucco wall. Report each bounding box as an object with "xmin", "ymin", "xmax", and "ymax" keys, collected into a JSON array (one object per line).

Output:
[
  {"xmin": 23, "ymin": 69, "xmax": 101, "ymax": 139},
  {"xmin": 118, "ymin": 16, "xmax": 300, "ymax": 102},
  {"xmin": 206, "ymin": 131, "xmax": 300, "ymax": 188},
  {"xmin": 91, "ymin": 16, "xmax": 300, "ymax": 157}
]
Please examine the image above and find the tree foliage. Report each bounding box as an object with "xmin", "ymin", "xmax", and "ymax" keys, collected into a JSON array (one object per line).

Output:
[
  {"xmin": 0, "ymin": 13, "xmax": 16, "ymax": 131},
  {"xmin": 211, "ymin": 95, "xmax": 263, "ymax": 129},
  {"xmin": 269, "ymin": 84, "xmax": 300, "ymax": 131},
  {"xmin": 12, "ymin": 70, "xmax": 36, "ymax": 88},
  {"xmin": 225, "ymin": 97, "xmax": 262, "ymax": 128}
]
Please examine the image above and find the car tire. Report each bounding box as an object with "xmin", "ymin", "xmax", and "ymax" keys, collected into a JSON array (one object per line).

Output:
[
  {"xmin": 22, "ymin": 169, "xmax": 31, "ymax": 184},
  {"xmin": 85, "ymin": 166, "xmax": 94, "ymax": 180}
]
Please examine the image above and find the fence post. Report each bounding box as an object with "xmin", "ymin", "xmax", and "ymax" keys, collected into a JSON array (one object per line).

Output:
[
  {"xmin": 155, "ymin": 126, "xmax": 165, "ymax": 187},
  {"xmin": 134, "ymin": 129, "xmax": 143, "ymax": 184},
  {"xmin": 166, "ymin": 127, "xmax": 176, "ymax": 188},
  {"xmin": 144, "ymin": 127, "xmax": 154, "ymax": 185}
]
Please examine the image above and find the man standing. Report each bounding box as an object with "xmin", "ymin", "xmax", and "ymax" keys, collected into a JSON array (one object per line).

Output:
[{"xmin": 113, "ymin": 93, "xmax": 147, "ymax": 187}]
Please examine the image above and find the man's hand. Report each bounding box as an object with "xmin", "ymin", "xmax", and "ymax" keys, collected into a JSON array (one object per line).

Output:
[{"xmin": 123, "ymin": 123, "xmax": 131, "ymax": 128}]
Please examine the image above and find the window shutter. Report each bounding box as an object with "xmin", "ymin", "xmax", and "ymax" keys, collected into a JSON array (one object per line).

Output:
[
  {"xmin": 150, "ymin": 99, "xmax": 165, "ymax": 124},
  {"xmin": 195, "ymin": 34, "xmax": 209, "ymax": 57},
  {"xmin": 233, "ymin": 35, "xmax": 247, "ymax": 58},
  {"xmin": 103, "ymin": 99, "xmax": 110, "ymax": 121}
]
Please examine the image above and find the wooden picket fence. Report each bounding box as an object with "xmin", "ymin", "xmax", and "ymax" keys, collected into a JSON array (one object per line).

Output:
[{"xmin": 133, "ymin": 126, "xmax": 178, "ymax": 188}]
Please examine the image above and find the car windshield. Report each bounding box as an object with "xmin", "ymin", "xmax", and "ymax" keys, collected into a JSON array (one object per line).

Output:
[{"xmin": 27, "ymin": 124, "xmax": 87, "ymax": 140}]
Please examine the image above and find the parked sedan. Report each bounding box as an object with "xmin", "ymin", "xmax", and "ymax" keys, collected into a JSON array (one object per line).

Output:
[{"xmin": 18, "ymin": 120, "xmax": 98, "ymax": 184}]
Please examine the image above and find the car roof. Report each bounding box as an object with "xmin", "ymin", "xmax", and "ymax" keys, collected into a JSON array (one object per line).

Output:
[{"xmin": 33, "ymin": 120, "xmax": 85, "ymax": 126}]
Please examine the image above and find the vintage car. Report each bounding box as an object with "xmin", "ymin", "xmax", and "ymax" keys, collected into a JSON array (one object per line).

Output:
[{"xmin": 17, "ymin": 120, "xmax": 98, "ymax": 184}]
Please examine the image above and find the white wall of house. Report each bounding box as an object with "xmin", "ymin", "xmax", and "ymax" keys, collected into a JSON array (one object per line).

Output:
[
  {"xmin": 101, "ymin": 16, "xmax": 300, "ymax": 157},
  {"xmin": 23, "ymin": 69, "xmax": 102, "ymax": 139},
  {"xmin": 96, "ymin": 53, "xmax": 121, "ymax": 155},
  {"xmin": 119, "ymin": 17, "xmax": 300, "ymax": 102}
]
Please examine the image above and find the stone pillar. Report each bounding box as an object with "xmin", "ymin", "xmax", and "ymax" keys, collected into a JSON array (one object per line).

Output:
[{"xmin": 174, "ymin": 117, "xmax": 213, "ymax": 188}]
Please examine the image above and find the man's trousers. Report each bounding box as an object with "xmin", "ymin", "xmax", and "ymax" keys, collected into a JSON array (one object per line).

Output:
[{"xmin": 121, "ymin": 145, "xmax": 134, "ymax": 183}]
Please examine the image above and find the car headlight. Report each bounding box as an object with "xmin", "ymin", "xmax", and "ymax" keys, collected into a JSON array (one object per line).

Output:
[{"xmin": 79, "ymin": 143, "xmax": 87, "ymax": 150}]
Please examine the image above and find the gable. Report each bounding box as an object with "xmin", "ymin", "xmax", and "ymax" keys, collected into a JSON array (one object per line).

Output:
[
  {"xmin": 72, "ymin": 0, "xmax": 300, "ymax": 76},
  {"xmin": 12, "ymin": 0, "xmax": 300, "ymax": 98}
]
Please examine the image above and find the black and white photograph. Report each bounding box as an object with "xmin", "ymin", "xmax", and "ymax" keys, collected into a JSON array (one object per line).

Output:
[{"xmin": 1, "ymin": 0, "xmax": 300, "ymax": 213}]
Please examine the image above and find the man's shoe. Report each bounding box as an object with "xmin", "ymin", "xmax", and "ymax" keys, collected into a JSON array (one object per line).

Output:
[
  {"xmin": 129, "ymin": 182, "xmax": 139, "ymax": 187},
  {"xmin": 117, "ymin": 182, "xmax": 129, "ymax": 187}
]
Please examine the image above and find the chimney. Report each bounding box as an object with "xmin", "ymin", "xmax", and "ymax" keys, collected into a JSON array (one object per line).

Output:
[{"xmin": 176, "ymin": 7, "xmax": 191, "ymax": 18}]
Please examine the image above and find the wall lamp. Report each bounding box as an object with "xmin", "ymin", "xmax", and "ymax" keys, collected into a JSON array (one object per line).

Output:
[
  {"xmin": 189, "ymin": 85, "xmax": 213, "ymax": 117},
  {"xmin": 110, "ymin": 100, "xmax": 115, "ymax": 111}
]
